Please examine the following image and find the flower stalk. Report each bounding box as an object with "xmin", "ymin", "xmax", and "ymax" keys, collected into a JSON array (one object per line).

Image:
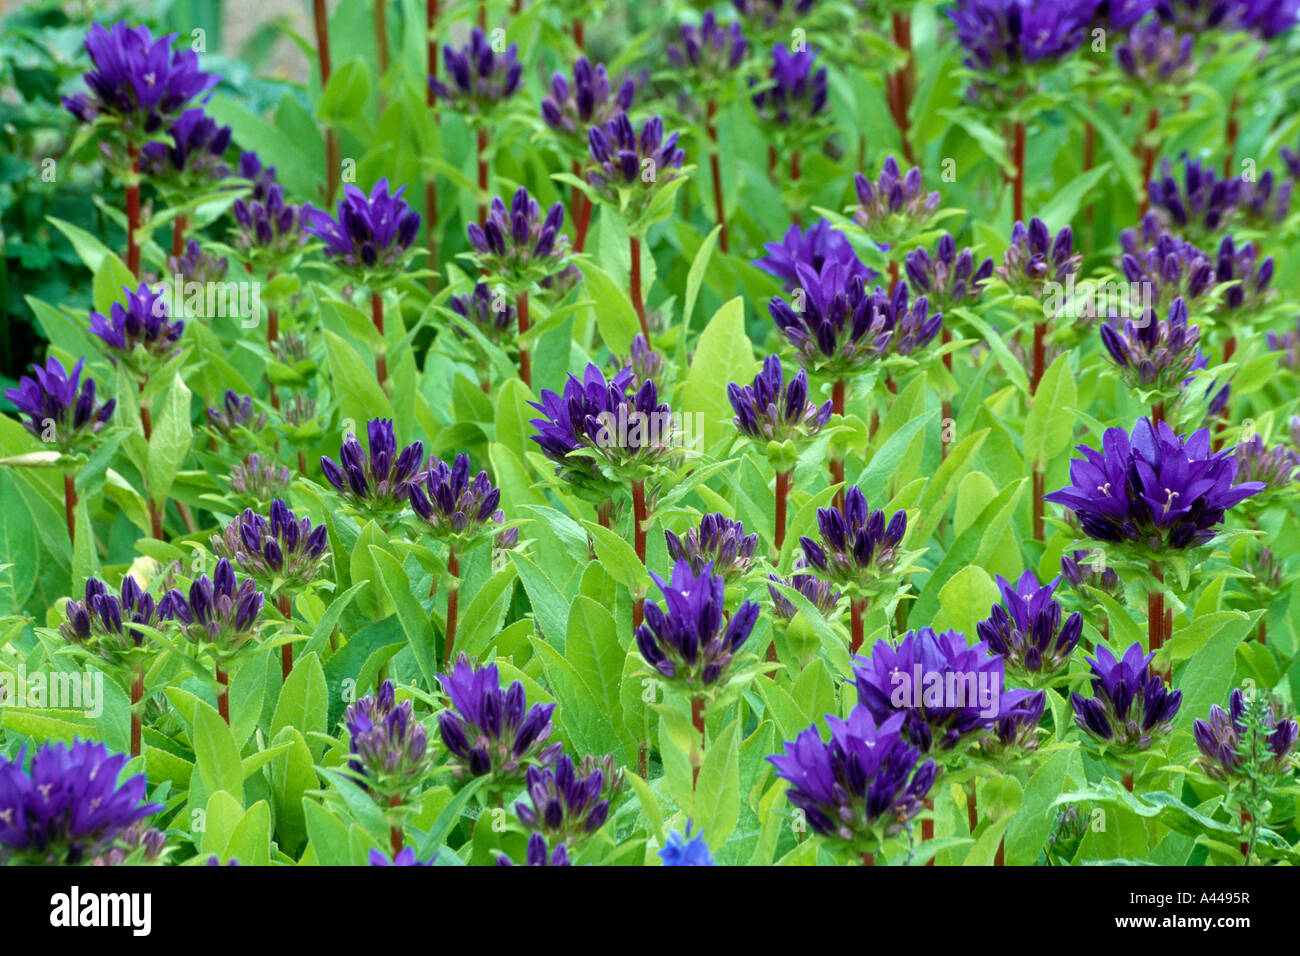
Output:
[
  {"xmin": 517, "ymin": 291, "xmax": 531, "ymax": 387},
  {"xmin": 371, "ymin": 290, "xmax": 387, "ymax": 386},
  {"xmin": 630, "ymin": 236, "xmax": 648, "ymax": 337},
  {"xmin": 126, "ymin": 147, "xmax": 141, "ymax": 277},
  {"xmin": 633, "ymin": 479, "xmax": 647, "ymax": 628},
  {"xmin": 445, "ymin": 549, "xmax": 459, "ymax": 668},
  {"xmin": 706, "ymin": 99, "xmax": 728, "ymax": 254},
  {"xmin": 130, "ymin": 666, "xmax": 144, "ymax": 758}
]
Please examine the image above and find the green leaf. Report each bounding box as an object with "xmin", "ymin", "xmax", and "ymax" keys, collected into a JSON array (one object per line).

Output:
[
  {"xmin": 323, "ymin": 329, "xmax": 394, "ymax": 430},
  {"xmin": 370, "ymin": 548, "xmax": 440, "ymax": 688},
  {"xmin": 456, "ymin": 565, "xmax": 519, "ymax": 659},
  {"xmin": 1023, "ymin": 352, "xmax": 1077, "ymax": 467},
  {"xmin": 693, "ymin": 718, "xmax": 741, "ymax": 848},
  {"xmin": 318, "ymin": 58, "xmax": 371, "ymax": 123},
  {"xmin": 581, "ymin": 262, "xmax": 641, "ymax": 357},
  {"xmin": 146, "ymin": 374, "xmax": 193, "ymax": 509},
  {"xmin": 932, "ymin": 565, "xmax": 1000, "ymax": 640},
  {"xmin": 193, "ymin": 700, "xmax": 244, "ymax": 805},
  {"xmin": 270, "ymin": 652, "xmax": 329, "ymax": 751},
  {"xmin": 681, "ymin": 297, "xmax": 759, "ymax": 452}
]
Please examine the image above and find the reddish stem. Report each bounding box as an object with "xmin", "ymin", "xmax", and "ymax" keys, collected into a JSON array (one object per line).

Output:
[
  {"xmin": 1030, "ymin": 321, "xmax": 1046, "ymax": 394},
  {"xmin": 278, "ymin": 593, "xmax": 293, "ymax": 681},
  {"xmin": 375, "ymin": 0, "xmax": 389, "ymax": 86},
  {"xmin": 390, "ymin": 794, "xmax": 404, "ymax": 854},
  {"xmin": 572, "ymin": 160, "xmax": 593, "ymax": 253},
  {"xmin": 427, "ymin": 1, "xmax": 439, "ymax": 105},
  {"xmin": 629, "ymin": 236, "xmax": 648, "ymax": 337},
  {"xmin": 126, "ymin": 147, "xmax": 141, "ymax": 278},
  {"xmin": 1139, "ymin": 108, "xmax": 1159, "ymax": 217},
  {"xmin": 790, "ymin": 150, "xmax": 802, "ymax": 226},
  {"xmin": 573, "ymin": 19, "xmax": 584, "ymax": 50},
  {"xmin": 1011, "ymin": 120, "xmax": 1026, "ymax": 224},
  {"xmin": 888, "ymin": 260, "xmax": 900, "ymax": 294},
  {"xmin": 446, "ymin": 549, "xmax": 460, "ymax": 668},
  {"xmin": 1032, "ymin": 467, "xmax": 1045, "ymax": 542},
  {"xmin": 64, "ymin": 473, "xmax": 77, "ymax": 544},
  {"xmin": 1257, "ymin": 619, "xmax": 1266, "ymax": 645},
  {"xmin": 130, "ymin": 666, "xmax": 144, "ymax": 758},
  {"xmin": 298, "ymin": 450, "xmax": 308, "ymax": 476},
  {"xmin": 774, "ymin": 469, "xmax": 790, "ymax": 552},
  {"xmin": 706, "ymin": 101, "xmax": 728, "ymax": 254},
  {"xmin": 477, "ymin": 127, "xmax": 489, "ymax": 224},
  {"xmin": 1123, "ymin": 771, "xmax": 1134, "ymax": 792},
  {"xmin": 1151, "ymin": 401, "xmax": 1165, "ymax": 426},
  {"xmin": 478, "ymin": 0, "xmax": 487, "ymax": 30},
  {"xmin": 861, "ymin": 852, "xmax": 875, "ymax": 866},
  {"xmin": 517, "ymin": 291, "xmax": 531, "ymax": 387},
  {"xmin": 831, "ymin": 378, "xmax": 846, "ymax": 508},
  {"xmin": 371, "ymin": 290, "xmax": 387, "ymax": 386},
  {"xmin": 1224, "ymin": 95, "xmax": 1239, "ymax": 178},
  {"xmin": 1223, "ymin": 335, "xmax": 1237, "ymax": 364},
  {"xmin": 1148, "ymin": 562, "xmax": 1169, "ymax": 683},
  {"xmin": 216, "ymin": 668, "xmax": 230, "ymax": 724},
  {"xmin": 312, "ymin": 0, "xmax": 339, "ymax": 202},
  {"xmin": 633, "ymin": 481, "xmax": 647, "ymax": 630},
  {"xmin": 922, "ymin": 798, "xmax": 934, "ymax": 866},
  {"xmin": 850, "ymin": 597, "xmax": 867, "ymax": 654},
  {"xmin": 170, "ymin": 215, "xmax": 187, "ymax": 260},
  {"xmin": 691, "ymin": 696, "xmax": 704, "ymax": 788},
  {"xmin": 768, "ymin": 144, "xmax": 777, "ymax": 182}
]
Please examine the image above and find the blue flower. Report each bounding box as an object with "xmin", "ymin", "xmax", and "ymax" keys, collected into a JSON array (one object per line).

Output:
[{"xmin": 659, "ymin": 823, "xmax": 716, "ymax": 866}]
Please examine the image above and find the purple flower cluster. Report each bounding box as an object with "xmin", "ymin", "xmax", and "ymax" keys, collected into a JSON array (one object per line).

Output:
[
  {"xmin": 229, "ymin": 453, "xmax": 293, "ymax": 505},
  {"xmin": 587, "ymin": 113, "xmax": 686, "ymax": 203},
  {"xmin": 140, "ymin": 107, "xmax": 232, "ymax": 185},
  {"xmin": 169, "ymin": 238, "xmax": 229, "ymax": 285},
  {"xmin": 1194, "ymin": 689, "xmax": 1298, "ymax": 780},
  {"xmin": 1215, "ymin": 235, "xmax": 1275, "ymax": 312},
  {"xmin": 852, "ymin": 156, "xmax": 942, "ymax": 241},
  {"xmin": 88, "ymin": 284, "xmax": 184, "ymax": 372},
  {"xmin": 212, "ymin": 500, "xmax": 329, "ymax": 591},
  {"xmin": 1115, "ymin": 19, "xmax": 1196, "ymax": 92},
  {"xmin": 753, "ymin": 219, "xmax": 873, "ymax": 292},
  {"xmin": 205, "ymin": 389, "xmax": 267, "ymax": 443},
  {"xmin": 159, "ymin": 558, "xmax": 266, "ymax": 664},
  {"xmin": 751, "ymin": 46, "xmax": 828, "ymax": 129},
  {"xmin": 449, "ymin": 283, "xmax": 514, "ymax": 343},
  {"xmin": 320, "ymin": 419, "xmax": 425, "ymax": 525},
  {"xmin": 60, "ymin": 575, "xmax": 161, "ymax": 665},
  {"xmin": 515, "ymin": 754, "xmax": 611, "ymax": 843},
  {"xmin": 665, "ymin": 513, "xmax": 758, "ymax": 581},
  {"xmin": 345, "ymin": 680, "xmax": 431, "ymax": 798},
  {"xmin": 1099, "ymin": 297, "xmax": 1203, "ymax": 394},
  {"xmin": 5, "ymin": 356, "xmax": 115, "ymax": 454},
  {"xmin": 728, "ymin": 354, "xmax": 833, "ymax": 446},
  {"xmin": 767, "ymin": 570, "xmax": 841, "ymax": 620},
  {"xmin": 1118, "ymin": 215, "xmax": 1215, "ymax": 307},
  {"xmin": 995, "ymin": 218, "xmax": 1081, "ymax": 295},
  {"xmin": 667, "ymin": 11, "xmax": 749, "ymax": 80},
  {"xmin": 409, "ymin": 453, "xmax": 517, "ymax": 551},
  {"xmin": 307, "ymin": 180, "xmax": 421, "ymax": 279},
  {"xmin": 799, "ymin": 486, "xmax": 907, "ymax": 586},
  {"xmin": 233, "ymin": 169, "xmax": 313, "ymax": 264},
  {"xmin": 1071, "ymin": 643, "xmax": 1182, "ymax": 751},
  {"xmin": 431, "ymin": 28, "xmax": 523, "ymax": 113},
  {"xmin": 976, "ymin": 571, "xmax": 1083, "ymax": 678},
  {"xmin": 541, "ymin": 57, "xmax": 635, "ymax": 145},
  {"xmin": 905, "ymin": 234, "xmax": 995, "ymax": 309},
  {"xmin": 1146, "ymin": 158, "xmax": 1240, "ymax": 239},
  {"xmin": 497, "ymin": 831, "xmax": 571, "ymax": 866},
  {"xmin": 467, "ymin": 188, "xmax": 568, "ymax": 288},
  {"xmin": 1233, "ymin": 433, "xmax": 1300, "ymax": 491}
]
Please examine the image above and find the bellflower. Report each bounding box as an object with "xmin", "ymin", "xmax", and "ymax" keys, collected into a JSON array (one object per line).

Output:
[
  {"xmin": 1118, "ymin": 215, "xmax": 1215, "ymax": 307},
  {"xmin": 168, "ymin": 238, "xmax": 229, "ymax": 286},
  {"xmin": 751, "ymin": 45, "xmax": 828, "ymax": 130},
  {"xmin": 767, "ymin": 570, "xmax": 841, "ymax": 620},
  {"xmin": 1146, "ymin": 157, "xmax": 1241, "ymax": 239},
  {"xmin": 88, "ymin": 284, "xmax": 184, "ymax": 373},
  {"xmin": 1267, "ymin": 317, "xmax": 1300, "ymax": 372},
  {"xmin": 1233, "ymin": 434, "xmax": 1300, "ymax": 491},
  {"xmin": 1232, "ymin": 0, "xmax": 1300, "ymax": 38},
  {"xmin": 409, "ymin": 453, "xmax": 518, "ymax": 552},
  {"xmin": 205, "ymin": 389, "xmax": 267, "ymax": 443},
  {"xmin": 799, "ymin": 486, "xmax": 908, "ymax": 592},
  {"xmin": 345, "ymin": 680, "xmax": 432, "ymax": 799},
  {"xmin": 1060, "ymin": 549, "xmax": 1125, "ymax": 600},
  {"xmin": 852, "ymin": 627, "xmax": 1041, "ymax": 752},
  {"xmin": 658, "ymin": 823, "xmax": 716, "ymax": 866},
  {"xmin": 611, "ymin": 334, "xmax": 665, "ymax": 391},
  {"xmin": 211, "ymin": 500, "xmax": 329, "ymax": 592},
  {"xmin": 995, "ymin": 218, "xmax": 1082, "ymax": 295},
  {"xmin": 431, "ymin": 28, "xmax": 523, "ymax": 113},
  {"xmin": 541, "ymin": 57, "xmax": 635, "ymax": 148},
  {"xmin": 467, "ymin": 187, "xmax": 569, "ymax": 290},
  {"xmin": 5, "ymin": 356, "xmax": 115, "ymax": 454},
  {"xmin": 62, "ymin": 22, "xmax": 219, "ymax": 139},
  {"xmin": 320, "ymin": 419, "xmax": 425, "ymax": 526},
  {"xmin": 449, "ymin": 282, "xmax": 514, "ymax": 343},
  {"xmin": 851, "ymin": 156, "xmax": 942, "ymax": 243},
  {"xmin": 1070, "ymin": 642, "xmax": 1182, "ymax": 751},
  {"xmin": 232, "ymin": 182, "xmax": 313, "ymax": 264},
  {"xmin": 306, "ymin": 179, "xmax": 421, "ymax": 282},
  {"xmin": 158, "ymin": 558, "xmax": 266, "ymax": 666},
  {"xmin": 496, "ymin": 831, "xmax": 571, "ymax": 866},
  {"xmin": 1043, "ymin": 418, "xmax": 1264, "ymax": 551},
  {"xmin": 946, "ymin": 0, "xmax": 1093, "ymax": 104},
  {"xmin": 665, "ymin": 513, "xmax": 758, "ymax": 581},
  {"xmin": 976, "ymin": 571, "xmax": 1084, "ymax": 679},
  {"xmin": 90, "ymin": 822, "xmax": 167, "ymax": 866},
  {"xmin": 140, "ymin": 107, "xmax": 232, "ymax": 185},
  {"xmin": 1153, "ymin": 0, "xmax": 1234, "ymax": 30},
  {"xmin": 733, "ymin": 0, "xmax": 816, "ymax": 31},
  {"xmin": 1115, "ymin": 20, "xmax": 1196, "ymax": 92},
  {"xmin": 635, "ymin": 559, "xmax": 761, "ymax": 691},
  {"xmin": 515, "ymin": 754, "xmax": 610, "ymax": 844},
  {"xmin": 60, "ymin": 575, "xmax": 161, "ymax": 668},
  {"xmin": 228, "ymin": 453, "xmax": 293, "ymax": 505},
  {"xmin": 753, "ymin": 219, "xmax": 874, "ymax": 291},
  {"xmin": 768, "ymin": 709, "xmax": 937, "ymax": 849},
  {"xmin": 1099, "ymin": 297, "xmax": 1202, "ymax": 394},
  {"xmin": 981, "ymin": 688, "xmax": 1048, "ymax": 755},
  {"xmin": 1091, "ymin": 0, "xmax": 1158, "ymax": 29},
  {"xmin": 1195, "ymin": 690, "xmax": 1298, "ymax": 780},
  {"xmin": 728, "ymin": 354, "xmax": 832, "ymax": 446},
  {"xmin": 436, "ymin": 656, "xmax": 562, "ymax": 784},
  {"xmin": 236, "ymin": 151, "xmax": 277, "ymax": 201},
  {"xmin": 369, "ymin": 847, "xmax": 434, "ymax": 866},
  {"xmin": 667, "ymin": 11, "xmax": 748, "ymax": 83},
  {"xmin": 586, "ymin": 112, "xmax": 686, "ymax": 212},
  {"xmin": 904, "ymin": 234, "xmax": 996, "ymax": 309},
  {"xmin": 1215, "ymin": 235, "xmax": 1274, "ymax": 312},
  {"xmin": 0, "ymin": 739, "xmax": 162, "ymax": 865}
]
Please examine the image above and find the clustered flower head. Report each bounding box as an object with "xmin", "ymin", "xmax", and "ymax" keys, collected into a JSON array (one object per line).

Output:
[
  {"xmin": 1146, "ymin": 157, "xmax": 1241, "ymax": 239},
  {"xmin": 1060, "ymin": 549, "xmax": 1124, "ymax": 600},
  {"xmin": 905, "ymin": 233, "xmax": 995, "ymax": 309},
  {"xmin": 1215, "ymin": 234, "xmax": 1275, "ymax": 312},
  {"xmin": 853, "ymin": 627, "xmax": 1042, "ymax": 752},
  {"xmin": 799, "ymin": 486, "xmax": 907, "ymax": 590},
  {"xmin": 541, "ymin": 57, "xmax": 635, "ymax": 147},
  {"xmin": 1118, "ymin": 215, "xmax": 1215, "ymax": 308},
  {"xmin": 60, "ymin": 575, "xmax": 161, "ymax": 667},
  {"xmin": 946, "ymin": 0, "xmax": 1093, "ymax": 104},
  {"xmin": 410, "ymin": 453, "xmax": 517, "ymax": 552},
  {"xmin": 467, "ymin": 188, "xmax": 568, "ymax": 289},
  {"xmin": 229, "ymin": 453, "xmax": 293, "ymax": 505},
  {"xmin": 728, "ymin": 354, "xmax": 832, "ymax": 448},
  {"xmin": 768, "ymin": 570, "xmax": 841, "ymax": 620},
  {"xmin": 91, "ymin": 821, "xmax": 167, "ymax": 866},
  {"xmin": 345, "ymin": 680, "xmax": 432, "ymax": 799},
  {"xmin": 1267, "ymin": 317, "xmax": 1300, "ymax": 372},
  {"xmin": 1115, "ymin": 19, "xmax": 1196, "ymax": 93},
  {"xmin": 168, "ymin": 238, "xmax": 229, "ymax": 286},
  {"xmin": 369, "ymin": 847, "xmax": 433, "ymax": 866},
  {"xmin": 306, "ymin": 179, "xmax": 421, "ymax": 281},
  {"xmin": 1233, "ymin": 433, "xmax": 1300, "ymax": 491},
  {"xmin": 768, "ymin": 709, "xmax": 937, "ymax": 850},
  {"xmin": 1043, "ymin": 417, "xmax": 1264, "ymax": 551},
  {"xmin": 852, "ymin": 156, "xmax": 942, "ymax": 242},
  {"xmin": 206, "ymin": 389, "xmax": 267, "ymax": 443},
  {"xmin": 733, "ymin": 0, "xmax": 815, "ymax": 32},
  {"xmin": 233, "ymin": 180, "xmax": 313, "ymax": 264},
  {"xmin": 976, "ymin": 571, "xmax": 1083, "ymax": 679},
  {"xmin": 1240, "ymin": 170, "xmax": 1294, "ymax": 228},
  {"xmin": 159, "ymin": 558, "xmax": 265, "ymax": 665},
  {"xmin": 88, "ymin": 284, "xmax": 184, "ymax": 373},
  {"xmin": 320, "ymin": 419, "xmax": 425, "ymax": 525},
  {"xmin": 140, "ymin": 107, "xmax": 232, "ymax": 185},
  {"xmin": 1099, "ymin": 297, "xmax": 1203, "ymax": 394},
  {"xmin": 515, "ymin": 753, "xmax": 610, "ymax": 844},
  {"xmin": 449, "ymin": 282, "xmax": 514, "ymax": 344},
  {"xmin": 496, "ymin": 831, "xmax": 571, "ymax": 866},
  {"xmin": 212, "ymin": 500, "xmax": 329, "ymax": 592},
  {"xmin": 658, "ymin": 823, "xmax": 715, "ymax": 866},
  {"xmin": 1195, "ymin": 689, "xmax": 1298, "ymax": 780},
  {"xmin": 431, "ymin": 28, "xmax": 523, "ymax": 113},
  {"xmin": 995, "ymin": 218, "xmax": 1081, "ymax": 295},
  {"xmin": 436, "ymin": 656, "xmax": 562, "ymax": 784},
  {"xmin": 635, "ymin": 559, "xmax": 760, "ymax": 691},
  {"xmin": 751, "ymin": 45, "xmax": 828, "ymax": 130},
  {"xmin": 62, "ymin": 22, "xmax": 219, "ymax": 139},
  {"xmin": 667, "ymin": 10, "xmax": 748, "ymax": 82},
  {"xmin": 586, "ymin": 112, "xmax": 686, "ymax": 207},
  {"xmin": 1071, "ymin": 642, "xmax": 1182, "ymax": 752},
  {"xmin": 5, "ymin": 356, "xmax": 115, "ymax": 454},
  {"xmin": 0, "ymin": 739, "xmax": 162, "ymax": 865},
  {"xmin": 753, "ymin": 219, "xmax": 874, "ymax": 292},
  {"xmin": 613, "ymin": 334, "xmax": 664, "ymax": 391},
  {"xmin": 665, "ymin": 514, "xmax": 758, "ymax": 581}
]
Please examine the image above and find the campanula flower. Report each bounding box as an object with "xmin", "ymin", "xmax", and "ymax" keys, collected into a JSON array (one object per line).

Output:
[
  {"xmin": 753, "ymin": 219, "xmax": 874, "ymax": 292},
  {"xmin": 541, "ymin": 57, "xmax": 635, "ymax": 148},
  {"xmin": 515, "ymin": 754, "xmax": 610, "ymax": 844},
  {"xmin": 728, "ymin": 354, "xmax": 833, "ymax": 447},
  {"xmin": 496, "ymin": 831, "xmax": 571, "ymax": 866},
  {"xmin": 976, "ymin": 570, "xmax": 1083, "ymax": 679},
  {"xmin": 59, "ymin": 575, "xmax": 161, "ymax": 668},
  {"xmin": 88, "ymin": 284, "xmax": 184, "ymax": 374},
  {"xmin": 212, "ymin": 500, "xmax": 329, "ymax": 592},
  {"xmin": 658, "ymin": 823, "xmax": 716, "ymax": 865},
  {"xmin": 4, "ymin": 357, "xmax": 115, "ymax": 454},
  {"xmin": 905, "ymin": 233, "xmax": 995, "ymax": 309},
  {"xmin": 664, "ymin": 513, "xmax": 758, "ymax": 581},
  {"xmin": 431, "ymin": 28, "xmax": 523, "ymax": 113},
  {"xmin": 159, "ymin": 558, "xmax": 265, "ymax": 666},
  {"xmin": 307, "ymin": 179, "xmax": 421, "ymax": 282},
  {"xmin": 320, "ymin": 419, "xmax": 425, "ymax": 526},
  {"xmin": 1070, "ymin": 642, "xmax": 1181, "ymax": 751},
  {"xmin": 345, "ymin": 680, "xmax": 432, "ymax": 799},
  {"xmin": 1195, "ymin": 689, "xmax": 1298, "ymax": 780},
  {"xmin": 467, "ymin": 187, "xmax": 569, "ymax": 290}
]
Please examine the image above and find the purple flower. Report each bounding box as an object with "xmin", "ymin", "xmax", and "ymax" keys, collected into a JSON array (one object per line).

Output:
[
  {"xmin": 0, "ymin": 739, "xmax": 162, "ymax": 865},
  {"xmin": 733, "ymin": 0, "xmax": 816, "ymax": 31},
  {"xmin": 946, "ymin": 0, "xmax": 1094, "ymax": 104},
  {"xmin": 515, "ymin": 754, "xmax": 610, "ymax": 844},
  {"xmin": 345, "ymin": 680, "xmax": 431, "ymax": 799},
  {"xmin": 1070, "ymin": 642, "xmax": 1181, "ymax": 751},
  {"xmin": 1043, "ymin": 417, "xmax": 1265, "ymax": 550},
  {"xmin": 768, "ymin": 708, "xmax": 937, "ymax": 848},
  {"xmin": 1233, "ymin": 433, "xmax": 1300, "ymax": 491},
  {"xmin": 586, "ymin": 112, "xmax": 686, "ymax": 203},
  {"xmin": 768, "ymin": 570, "xmax": 842, "ymax": 620},
  {"xmin": 798, "ymin": 485, "xmax": 907, "ymax": 588},
  {"xmin": 983, "ymin": 688, "xmax": 1048, "ymax": 755},
  {"xmin": 635, "ymin": 560, "xmax": 760, "ymax": 690},
  {"xmin": 751, "ymin": 45, "xmax": 828, "ymax": 128},
  {"xmin": 140, "ymin": 107, "xmax": 231, "ymax": 184},
  {"xmin": 159, "ymin": 558, "xmax": 266, "ymax": 665},
  {"xmin": 541, "ymin": 57, "xmax": 635, "ymax": 147},
  {"xmin": 4, "ymin": 356, "xmax": 115, "ymax": 454},
  {"xmin": 1215, "ymin": 234, "xmax": 1275, "ymax": 312},
  {"xmin": 753, "ymin": 219, "xmax": 874, "ymax": 292},
  {"xmin": 1195, "ymin": 689, "xmax": 1298, "ymax": 780},
  {"xmin": 87, "ymin": 284, "xmax": 184, "ymax": 371},
  {"xmin": 430, "ymin": 28, "xmax": 522, "ymax": 113},
  {"xmin": 306, "ymin": 179, "xmax": 420, "ymax": 279},
  {"xmin": 852, "ymin": 627, "xmax": 1039, "ymax": 752},
  {"xmin": 658, "ymin": 822, "xmax": 716, "ymax": 865},
  {"xmin": 904, "ymin": 233, "xmax": 995, "ymax": 309},
  {"xmin": 1092, "ymin": 0, "xmax": 1157, "ymax": 30},
  {"xmin": 1146, "ymin": 157, "xmax": 1242, "ymax": 239},
  {"xmin": 167, "ymin": 238, "xmax": 229, "ymax": 285},
  {"xmin": 995, "ymin": 217, "xmax": 1081, "ymax": 294},
  {"xmin": 1060, "ymin": 549, "xmax": 1125, "ymax": 600},
  {"xmin": 976, "ymin": 571, "xmax": 1083, "ymax": 678},
  {"xmin": 228, "ymin": 453, "xmax": 293, "ymax": 506},
  {"xmin": 1118, "ymin": 214, "xmax": 1215, "ymax": 308},
  {"xmin": 62, "ymin": 22, "xmax": 219, "ymax": 137},
  {"xmin": 320, "ymin": 419, "xmax": 425, "ymax": 525},
  {"xmin": 728, "ymin": 354, "xmax": 832, "ymax": 446},
  {"xmin": 211, "ymin": 500, "xmax": 329, "ymax": 591},
  {"xmin": 1099, "ymin": 297, "xmax": 1203, "ymax": 394},
  {"xmin": 496, "ymin": 831, "xmax": 571, "ymax": 866},
  {"xmin": 667, "ymin": 11, "xmax": 748, "ymax": 79},
  {"xmin": 205, "ymin": 389, "xmax": 267, "ymax": 444},
  {"xmin": 449, "ymin": 282, "xmax": 514, "ymax": 343},
  {"xmin": 1115, "ymin": 19, "xmax": 1196, "ymax": 91},
  {"xmin": 59, "ymin": 575, "xmax": 161, "ymax": 666},
  {"xmin": 1267, "ymin": 316, "xmax": 1300, "ymax": 372},
  {"xmin": 467, "ymin": 187, "xmax": 569, "ymax": 289},
  {"xmin": 437, "ymin": 656, "xmax": 562, "ymax": 785},
  {"xmin": 852, "ymin": 156, "xmax": 942, "ymax": 242},
  {"xmin": 236, "ymin": 151, "xmax": 277, "ymax": 202},
  {"xmin": 369, "ymin": 847, "xmax": 434, "ymax": 865},
  {"xmin": 409, "ymin": 453, "xmax": 517, "ymax": 552},
  {"xmin": 611, "ymin": 334, "xmax": 664, "ymax": 391},
  {"xmin": 1231, "ymin": 0, "xmax": 1300, "ymax": 38},
  {"xmin": 233, "ymin": 182, "xmax": 313, "ymax": 264},
  {"xmin": 665, "ymin": 513, "xmax": 758, "ymax": 581}
]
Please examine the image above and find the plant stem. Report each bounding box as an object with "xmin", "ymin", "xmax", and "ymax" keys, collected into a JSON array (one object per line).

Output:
[
  {"xmin": 278, "ymin": 593, "xmax": 293, "ymax": 681},
  {"xmin": 371, "ymin": 290, "xmax": 387, "ymax": 386},
  {"xmin": 445, "ymin": 549, "xmax": 460, "ymax": 668},
  {"xmin": 1148, "ymin": 561, "xmax": 1169, "ymax": 682},
  {"xmin": 312, "ymin": 0, "xmax": 339, "ymax": 202},
  {"xmin": 629, "ymin": 236, "xmax": 648, "ymax": 337},
  {"xmin": 1224, "ymin": 94, "xmax": 1239, "ymax": 178},
  {"xmin": 216, "ymin": 668, "xmax": 230, "ymax": 724},
  {"xmin": 1139, "ymin": 107, "xmax": 1159, "ymax": 217},
  {"xmin": 850, "ymin": 597, "xmax": 867, "ymax": 654},
  {"xmin": 170, "ymin": 214, "xmax": 187, "ymax": 260},
  {"xmin": 1151, "ymin": 401, "xmax": 1164, "ymax": 426},
  {"xmin": 1032, "ymin": 466, "xmax": 1044, "ymax": 542},
  {"xmin": 573, "ymin": 18, "xmax": 584, "ymax": 50},
  {"xmin": 633, "ymin": 480, "xmax": 647, "ymax": 629},
  {"xmin": 691, "ymin": 696, "xmax": 704, "ymax": 787},
  {"xmin": 831, "ymin": 378, "xmax": 845, "ymax": 508},
  {"xmin": 1030, "ymin": 320, "xmax": 1046, "ymax": 394},
  {"xmin": 389, "ymin": 794, "xmax": 404, "ymax": 853},
  {"xmin": 516, "ymin": 291, "xmax": 531, "ymax": 387},
  {"xmin": 477, "ymin": 126, "xmax": 489, "ymax": 224},
  {"xmin": 774, "ymin": 469, "xmax": 790, "ymax": 552},
  {"xmin": 790, "ymin": 149, "xmax": 802, "ymax": 225},
  {"xmin": 1011, "ymin": 120, "xmax": 1026, "ymax": 223},
  {"xmin": 64, "ymin": 473, "xmax": 77, "ymax": 544},
  {"xmin": 375, "ymin": 0, "xmax": 389, "ymax": 95},
  {"xmin": 571, "ymin": 160, "xmax": 593, "ymax": 253},
  {"xmin": 922, "ymin": 797, "xmax": 934, "ymax": 865},
  {"xmin": 126, "ymin": 147, "xmax": 141, "ymax": 278},
  {"xmin": 706, "ymin": 100, "xmax": 728, "ymax": 254},
  {"xmin": 478, "ymin": 0, "xmax": 487, "ymax": 30},
  {"xmin": 130, "ymin": 666, "xmax": 144, "ymax": 758}
]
